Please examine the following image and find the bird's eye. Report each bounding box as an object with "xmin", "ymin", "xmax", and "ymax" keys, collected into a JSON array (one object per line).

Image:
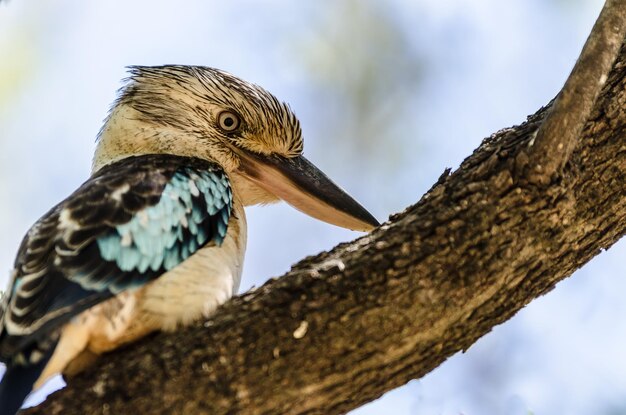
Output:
[{"xmin": 217, "ymin": 110, "xmax": 241, "ymax": 132}]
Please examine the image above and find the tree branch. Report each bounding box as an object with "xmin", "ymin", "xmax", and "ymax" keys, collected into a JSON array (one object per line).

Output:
[
  {"xmin": 24, "ymin": 15, "xmax": 626, "ymax": 415},
  {"xmin": 526, "ymin": 0, "xmax": 626, "ymax": 185}
]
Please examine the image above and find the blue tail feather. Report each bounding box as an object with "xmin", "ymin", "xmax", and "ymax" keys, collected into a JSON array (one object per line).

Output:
[{"xmin": 0, "ymin": 351, "xmax": 53, "ymax": 415}]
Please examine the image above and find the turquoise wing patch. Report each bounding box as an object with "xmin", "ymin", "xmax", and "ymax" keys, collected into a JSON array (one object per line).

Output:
[{"xmin": 96, "ymin": 167, "xmax": 232, "ymax": 290}]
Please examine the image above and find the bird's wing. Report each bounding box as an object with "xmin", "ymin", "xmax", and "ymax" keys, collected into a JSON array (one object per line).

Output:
[{"xmin": 0, "ymin": 154, "xmax": 232, "ymax": 360}]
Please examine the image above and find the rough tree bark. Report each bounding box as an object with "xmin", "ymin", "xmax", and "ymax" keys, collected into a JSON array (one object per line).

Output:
[{"xmin": 24, "ymin": 4, "xmax": 626, "ymax": 415}]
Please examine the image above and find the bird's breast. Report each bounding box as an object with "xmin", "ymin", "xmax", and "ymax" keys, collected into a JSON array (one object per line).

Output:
[{"xmin": 138, "ymin": 198, "xmax": 247, "ymax": 330}]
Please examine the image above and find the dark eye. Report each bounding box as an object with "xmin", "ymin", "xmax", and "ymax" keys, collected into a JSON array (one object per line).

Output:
[{"xmin": 217, "ymin": 110, "xmax": 241, "ymax": 132}]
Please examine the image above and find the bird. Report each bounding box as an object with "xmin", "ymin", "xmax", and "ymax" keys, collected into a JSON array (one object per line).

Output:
[{"xmin": 0, "ymin": 65, "xmax": 379, "ymax": 414}]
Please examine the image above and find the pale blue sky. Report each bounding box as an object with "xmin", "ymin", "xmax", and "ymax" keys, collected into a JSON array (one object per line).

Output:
[{"xmin": 0, "ymin": 1, "xmax": 624, "ymax": 413}]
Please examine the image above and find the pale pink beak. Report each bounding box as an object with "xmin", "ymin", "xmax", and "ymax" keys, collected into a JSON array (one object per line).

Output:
[{"xmin": 237, "ymin": 150, "xmax": 379, "ymax": 232}]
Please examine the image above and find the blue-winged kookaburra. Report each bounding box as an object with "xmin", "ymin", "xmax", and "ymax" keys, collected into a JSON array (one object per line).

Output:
[{"xmin": 0, "ymin": 65, "xmax": 379, "ymax": 414}]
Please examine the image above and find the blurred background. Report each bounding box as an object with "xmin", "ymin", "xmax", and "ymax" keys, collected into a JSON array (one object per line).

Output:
[{"xmin": 0, "ymin": 0, "xmax": 624, "ymax": 413}]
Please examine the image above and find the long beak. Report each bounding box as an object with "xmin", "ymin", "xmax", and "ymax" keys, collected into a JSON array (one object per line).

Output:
[{"xmin": 237, "ymin": 150, "xmax": 379, "ymax": 232}]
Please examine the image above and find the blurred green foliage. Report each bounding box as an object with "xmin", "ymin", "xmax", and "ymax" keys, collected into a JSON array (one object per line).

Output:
[
  {"xmin": 0, "ymin": 23, "xmax": 36, "ymax": 117},
  {"xmin": 290, "ymin": 0, "xmax": 424, "ymax": 170}
]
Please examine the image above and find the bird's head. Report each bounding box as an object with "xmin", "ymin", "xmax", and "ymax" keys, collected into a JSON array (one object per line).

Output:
[{"xmin": 94, "ymin": 65, "xmax": 378, "ymax": 232}]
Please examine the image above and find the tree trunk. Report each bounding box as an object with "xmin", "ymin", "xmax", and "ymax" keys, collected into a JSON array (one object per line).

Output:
[{"xmin": 24, "ymin": 7, "xmax": 626, "ymax": 415}]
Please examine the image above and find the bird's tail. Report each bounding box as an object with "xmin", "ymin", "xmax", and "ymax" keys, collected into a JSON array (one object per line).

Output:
[{"xmin": 0, "ymin": 353, "xmax": 52, "ymax": 415}]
